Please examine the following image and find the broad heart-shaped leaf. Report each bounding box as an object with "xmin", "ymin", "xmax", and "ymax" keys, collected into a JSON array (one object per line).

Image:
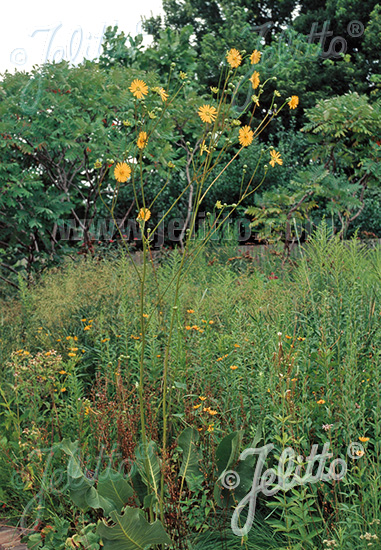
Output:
[
  {"xmin": 177, "ymin": 427, "xmax": 203, "ymax": 490},
  {"xmin": 215, "ymin": 430, "xmax": 244, "ymax": 477},
  {"xmin": 214, "ymin": 430, "xmax": 244, "ymax": 506},
  {"xmin": 98, "ymin": 469, "xmax": 134, "ymax": 514},
  {"xmin": 135, "ymin": 441, "xmax": 161, "ymax": 499},
  {"xmin": 97, "ymin": 508, "xmax": 171, "ymax": 550}
]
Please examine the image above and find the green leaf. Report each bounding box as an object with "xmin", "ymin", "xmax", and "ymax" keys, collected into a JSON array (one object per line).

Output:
[
  {"xmin": 98, "ymin": 469, "xmax": 134, "ymax": 514},
  {"xmin": 177, "ymin": 427, "xmax": 202, "ymax": 490},
  {"xmin": 97, "ymin": 508, "xmax": 171, "ymax": 550}
]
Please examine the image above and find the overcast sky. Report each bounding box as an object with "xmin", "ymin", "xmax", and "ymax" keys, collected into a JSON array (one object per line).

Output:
[{"xmin": 0, "ymin": 0, "xmax": 164, "ymax": 74}]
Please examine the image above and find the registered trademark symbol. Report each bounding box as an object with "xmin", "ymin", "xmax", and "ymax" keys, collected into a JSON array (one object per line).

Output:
[{"xmin": 347, "ymin": 20, "xmax": 364, "ymax": 38}]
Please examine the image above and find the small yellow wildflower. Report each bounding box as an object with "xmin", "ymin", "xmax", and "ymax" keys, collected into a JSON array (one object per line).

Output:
[
  {"xmin": 198, "ymin": 105, "xmax": 217, "ymax": 124},
  {"xmin": 114, "ymin": 162, "xmax": 131, "ymax": 183},
  {"xmin": 207, "ymin": 424, "xmax": 214, "ymax": 432},
  {"xmin": 230, "ymin": 365, "xmax": 238, "ymax": 370},
  {"xmin": 193, "ymin": 403, "xmax": 202, "ymax": 410},
  {"xmin": 179, "ymin": 71, "xmax": 187, "ymax": 80},
  {"xmin": 129, "ymin": 79, "xmax": 148, "ymax": 99},
  {"xmin": 249, "ymin": 71, "xmax": 260, "ymax": 89},
  {"xmin": 84, "ymin": 326, "xmax": 91, "ymax": 331},
  {"xmin": 137, "ymin": 131, "xmax": 148, "ymax": 150},
  {"xmin": 59, "ymin": 370, "xmax": 67, "ymax": 375},
  {"xmin": 208, "ymin": 409, "xmax": 218, "ymax": 415},
  {"xmin": 239, "ymin": 125, "xmax": 254, "ymax": 147},
  {"xmin": 101, "ymin": 338, "xmax": 109, "ymax": 343},
  {"xmin": 61, "ymin": 387, "xmax": 67, "ymax": 392},
  {"xmin": 269, "ymin": 149, "xmax": 283, "ymax": 167},
  {"xmin": 359, "ymin": 437, "xmax": 370, "ymax": 443},
  {"xmin": 137, "ymin": 208, "xmax": 151, "ymax": 222},
  {"xmin": 234, "ymin": 344, "xmax": 240, "ymax": 348},
  {"xmin": 356, "ymin": 450, "xmax": 365, "ymax": 457},
  {"xmin": 187, "ymin": 309, "xmax": 194, "ymax": 313},
  {"xmin": 210, "ymin": 86, "xmax": 219, "ymax": 94},
  {"xmin": 250, "ymin": 50, "xmax": 261, "ymax": 64},
  {"xmin": 185, "ymin": 326, "xmax": 192, "ymax": 330},
  {"xmin": 288, "ymin": 95, "xmax": 299, "ymax": 109},
  {"xmin": 209, "ymin": 320, "xmax": 214, "ymax": 325},
  {"xmin": 199, "ymin": 396, "xmax": 207, "ymax": 401},
  {"xmin": 317, "ymin": 399, "xmax": 325, "ymax": 405},
  {"xmin": 68, "ymin": 353, "xmax": 76, "ymax": 357},
  {"xmin": 226, "ymin": 48, "xmax": 242, "ymax": 68}
]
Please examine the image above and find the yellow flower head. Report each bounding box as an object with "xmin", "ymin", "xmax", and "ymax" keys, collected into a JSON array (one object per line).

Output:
[
  {"xmin": 193, "ymin": 403, "xmax": 202, "ymax": 409},
  {"xmin": 288, "ymin": 95, "xmax": 299, "ymax": 109},
  {"xmin": 356, "ymin": 450, "xmax": 365, "ymax": 457},
  {"xmin": 226, "ymin": 48, "xmax": 242, "ymax": 68},
  {"xmin": 269, "ymin": 149, "xmax": 283, "ymax": 167},
  {"xmin": 359, "ymin": 436, "xmax": 370, "ymax": 443},
  {"xmin": 187, "ymin": 309, "xmax": 194, "ymax": 313},
  {"xmin": 210, "ymin": 86, "xmax": 219, "ymax": 94},
  {"xmin": 199, "ymin": 396, "xmax": 207, "ymax": 401},
  {"xmin": 239, "ymin": 125, "xmax": 254, "ymax": 147},
  {"xmin": 114, "ymin": 162, "xmax": 131, "ymax": 183},
  {"xmin": 250, "ymin": 50, "xmax": 261, "ymax": 64},
  {"xmin": 198, "ymin": 104, "xmax": 218, "ymax": 124},
  {"xmin": 179, "ymin": 71, "xmax": 187, "ymax": 80},
  {"xmin": 137, "ymin": 208, "xmax": 151, "ymax": 222},
  {"xmin": 207, "ymin": 424, "xmax": 214, "ymax": 432},
  {"xmin": 129, "ymin": 79, "xmax": 148, "ymax": 99},
  {"xmin": 137, "ymin": 131, "xmax": 148, "ymax": 150},
  {"xmin": 317, "ymin": 399, "xmax": 325, "ymax": 405},
  {"xmin": 230, "ymin": 365, "xmax": 238, "ymax": 370},
  {"xmin": 250, "ymin": 71, "xmax": 260, "ymax": 90},
  {"xmin": 152, "ymin": 86, "xmax": 168, "ymax": 102}
]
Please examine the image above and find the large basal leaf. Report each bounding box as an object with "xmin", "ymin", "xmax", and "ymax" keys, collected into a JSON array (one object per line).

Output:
[
  {"xmin": 177, "ymin": 427, "xmax": 202, "ymax": 490},
  {"xmin": 97, "ymin": 508, "xmax": 171, "ymax": 550},
  {"xmin": 135, "ymin": 441, "xmax": 161, "ymax": 499},
  {"xmin": 215, "ymin": 430, "xmax": 243, "ymax": 477},
  {"xmin": 98, "ymin": 469, "xmax": 135, "ymax": 514}
]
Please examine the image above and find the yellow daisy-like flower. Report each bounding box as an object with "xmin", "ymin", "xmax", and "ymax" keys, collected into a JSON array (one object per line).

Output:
[
  {"xmin": 230, "ymin": 365, "xmax": 238, "ymax": 370},
  {"xmin": 250, "ymin": 50, "xmax": 261, "ymax": 64},
  {"xmin": 129, "ymin": 79, "xmax": 148, "ymax": 99},
  {"xmin": 152, "ymin": 86, "xmax": 168, "ymax": 102},
  {"xmin": 84, "ymin": 326, "xmax": 91, "ymax": 331},
  {"xmin": 68, "ymin": 353, "xmax": 76, "ymax": 357},
  {"xmin": 356, "ymin": 450, "xmax": 365, "ymax": 457},
  {"xmin": 269, "ymin": 149, "xmax": 283, "ymax": 167},
  {"xmin": 234, "ymin": 344, "xmax": 240, "ymax": 348},
  {"xmin": 207, "ymin": 424, "xmax": 214, "ymax": 432},
  {"xmin": 359, "ymin": 436, "xmax": 370, "ymax": 443},
  {"xmin": 179, "ymin": 71, "xmax": 187, "ymax": 80},
  {"xmin": 208, "ymin": 409, "xmax": 218, "ymax": 415},
  {"xmin": 61, "ymin": 387, "xmax": 67, "ymax": 392},
  {"xmin": 199, "ymin": 396, "xmax": 207, "ymax": 401},
  {"xmin": 137, "ymin": 208, "xmax": 151, "ymax": 222},
  {"xmin": 59, "ymin": 370, "xmax": 67, "ymax": 375},
  {"xmin": 193, "ymin": 403, "xmax": 202, "ymax": 410},
  {"xmin": 198, "ymin": 104, "xmax": 218, "ymax": 124},
  {"xmin": 317, "ymin": 399, "xmax": 325, "ymax": 405},
  {"xmin": 137, "ymin": 131, "xmax": 148, "ymax": 150},
  {"xmin": 210, "ymin": 86, "xmax": 219, "ymax": 94},
  {"xmin": 187, "ymin": 309, "xmax": 194, "ymax": 313},
  {"xmin": 250, "ymin": 71, "xmax": 260, "ymax": 89},
  {"xmin": 239, "ymin": 125, "xmax": 254, "ymax": 147},
  {"xmin": 114, "ymin": 162, "xmax": 131, "ymax": 183},
  {"xmin": 288, "ymin": 95, "xmax": 299, "ymax": 109},
  {"xmin": 226, "ymin": 48, "xmax": 242, "ymax": 68}
]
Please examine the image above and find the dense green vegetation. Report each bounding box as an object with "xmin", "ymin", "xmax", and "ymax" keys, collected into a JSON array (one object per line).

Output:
[
  {"xmin": 0, "ymin": 229, "xmax": 380, "ymax": 549},
  {"xmin": 0, "ymin": 1, "xmax": 380, "ymax": 548}
]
